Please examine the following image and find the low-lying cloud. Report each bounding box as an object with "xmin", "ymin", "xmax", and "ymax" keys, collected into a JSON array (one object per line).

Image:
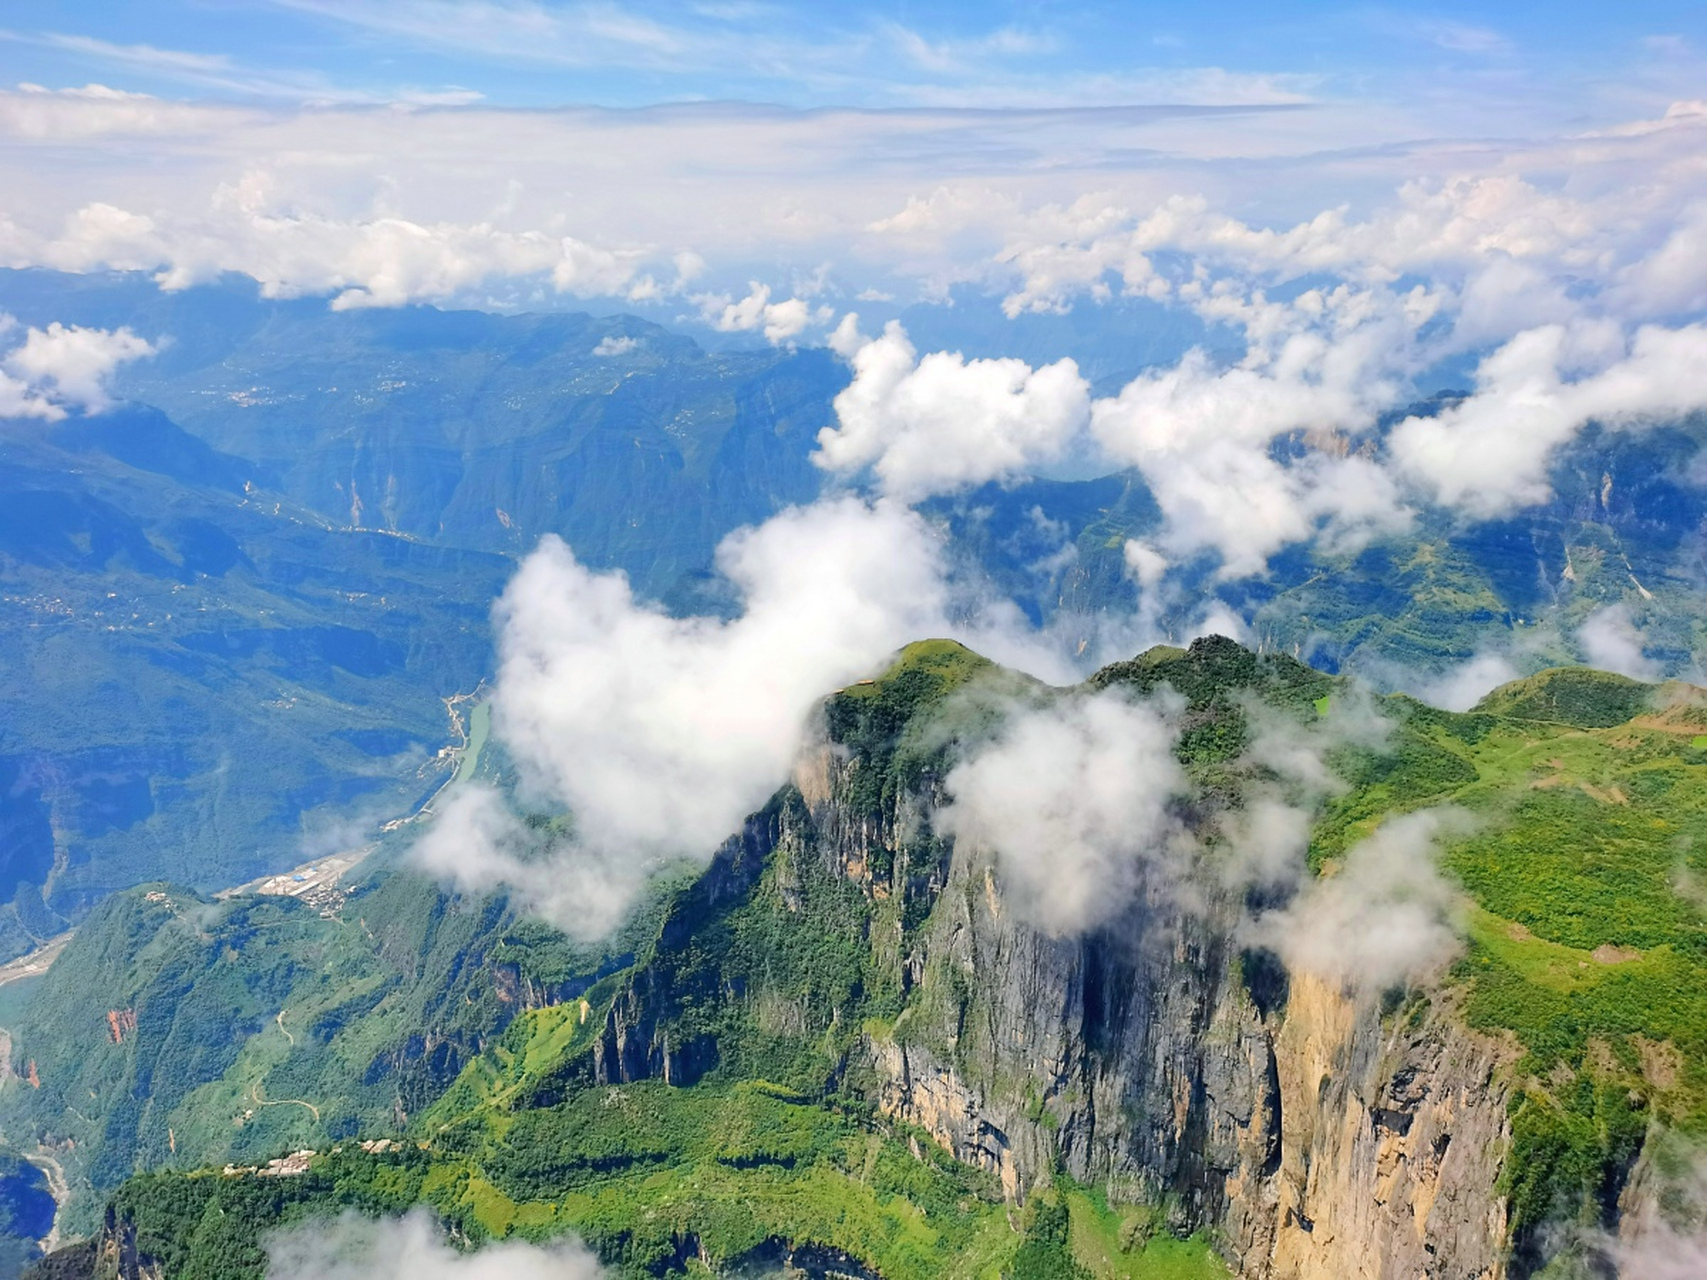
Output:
[
  {"xmin": 1389, "ymin": 323, "xmax": 1707, "ymax": 518},
  {"xmin": 937, "ymin": 688, "xmax": 1188, "ymax": 935},
  {"xmin": 1578, "ymin": 602, "xmax": 1663, "ymax": 681},
  {"xmin": 1407, "ymin": 652, "xmax": 1523, "ymax": 713},
  {"xmin": 1607, "ymin": 1226, "xmax": 1707, "ymax": 1280},
  {"xmin": 267, "ymin": 1210, "xmax": 605, "ymax": 1280},
  {"xmin": 1254, "ymin": 807, "xmax": 1471, "ymax": 993},
  {"xmin": 1089, "ymin": 335, "xmax": 1415, "ymax": 576},
  {"xmin": 7, "ymin": 86, "xmax": 1707, "ymax": 600},
  {"xmin": 1217, "ymin": 693, "xmax": 1388, "ymax": 893},
  {"xmin": 815, "ymin": 319, "xmax": 1091, "ymax": 502},
  {"xmin": 0, "ymin": 316, "xmax": 157, "ymax": 419},
  {"xmin": 423, "ymin": 497, "xmax": 948, "ymax": 934},
  {"xmin": 1609, "ymin": 1152, "xmax": 1707, "ymax": 1279},
  {"xmin": 414, "ymin": 487, "xmax": 1229, "ymax": 935},
  {"xmin": 490, "ymin": 498, "xmax": 948, "ymax": 853}
]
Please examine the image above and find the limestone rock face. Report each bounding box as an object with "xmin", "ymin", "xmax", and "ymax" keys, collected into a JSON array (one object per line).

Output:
[
  {"xmin": 598, "ymin": 737, "xmax": 1523, "ymax": 1278},
  {"xmin": 856, "ymin": 790, "xmax": 1515, "ymax": 1280}
]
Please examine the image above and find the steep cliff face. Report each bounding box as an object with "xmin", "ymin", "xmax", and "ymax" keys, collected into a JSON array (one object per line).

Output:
[
  {"xmin": 817, "ymin": 760, "xmax": 1517, "ymax": 1280},
  {"xmin": 591, "ymin": 640, "xmax": 1529, "ymax": 1278},
  {"xmin": 1256, "ymin": 977, "xmax": 1513, "ymax": 1279}
]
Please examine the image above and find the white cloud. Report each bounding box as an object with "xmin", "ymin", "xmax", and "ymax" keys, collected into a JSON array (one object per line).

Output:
[
  {"xmin": 416, "ymin": 482, "xmax": 1177, "ymax": 933},
  {"xmin": 1218, "ymin": 694, "xmax": 1390, "ymax": 893},
  {"xmin": 1618, "ymin": 202, "xmax": 1707, "ymax": 316},
  {"xmin": 994, "ymin": 194, "xmax": 1168, "ymax": 316},
  {"xmin": 267, "ymin": 1209, "xmax": 605, "ymax": 1280},
  {"xmin": 1411, "ymin": 652, "xmax": 1522, "ymax": 712},
  {"xmin": 492, "ymin": 497, "xmax": 948, "ymax": 854},
  {"xmin": 938, "ymin": 688, "xmax": 1189, "ymax": 935},
  {"xmin": 0, "ymin": 80, "xmax": 1701, "ymax": 338},
  {"xmin": 591, "ymin": 335, "xmax": 639, "ymax": 357},
  {"xmin": 1192, "ymin": 600, "xmax": 1249, "ymax": 643},
  {"xmin": 0, "ymin": 317, "xmax": 158, "ymax": 418},
  {"xmin": 1122, "ymin": 539, "xmax": 1169, "ymax": 590},
  {"xmin": 0, "ymin": 372, "xmax": 58, "ymax": 421},
  {"xmin": 2, "ymin": 86, "xmax": 1706, "ymax": 584},
  {"xmin": 1389, "ymin": 324, "xmax": 1707, "ymax": 518},
  {"xmin": 0, "ymin": 82, "xmax": 248, "ymax": 139},
  {"xmin": 813, "ymin": 321, "xmax": 1091, "ymax": 502},
  {"xmin": 1608, "ymin": 1225, "xmax": 1707, "ymax": 1280},
  {"xmin": 1578, "ymin": 603, "xmax": 1662, "ymax": 681},
  {"xmin": 1597, "ymin": 1152, "xmax": 1707, "ymax": 1280},
  {"xmin": 706, "ymin": 282, "xmax": 829, "ymax": 344},
  {"xmin": 1089, "ymin": 320, "xmax": 1415, "ymax": 577},
  {"xmin": 20, "ymin": 191, "xmax": 648, "ymax": 310},
  {"xmin": 423, "ymin": 498, "xmax": 952, "ymax": 934},
  {"xmin": 1256, "ymin": 808, "xmax": 1470, "ymax": 994}
]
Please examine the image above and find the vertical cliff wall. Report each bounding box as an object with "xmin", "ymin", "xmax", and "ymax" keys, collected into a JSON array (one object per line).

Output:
[
  {"xmin": 809, "ymin": 751, "xmax": 1517, "ymax": 1279},
  {"xmin": 592, "ymin": 722, "xmax": 1521, "ymax": 1278}
]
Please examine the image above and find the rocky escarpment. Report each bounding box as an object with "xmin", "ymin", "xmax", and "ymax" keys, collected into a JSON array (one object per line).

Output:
[
  {"xmin": 590, "ymin": 640, "xmax": 1528, "ymax": 1278},
  {"xmin": 806, "ymin": 742, "xmax": 1516, "ymax": 1280}
]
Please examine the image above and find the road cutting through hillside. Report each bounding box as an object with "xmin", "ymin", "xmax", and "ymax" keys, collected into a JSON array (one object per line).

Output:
[{"xmin": 248, "ymin": 1080, "xmax": 319, "ymax": 1123}]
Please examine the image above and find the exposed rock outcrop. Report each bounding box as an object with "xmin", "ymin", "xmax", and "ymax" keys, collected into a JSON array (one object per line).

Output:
[{"xmin": 598, "ymin": 705, "xmax": 1523, "ymax": 1278}]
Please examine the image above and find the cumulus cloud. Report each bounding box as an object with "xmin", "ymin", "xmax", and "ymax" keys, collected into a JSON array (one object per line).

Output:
[
  {"xmin": 706, "ymin": 282, "xmax": 829, "ymax": 344},
  {"xmin": 418, "ymin": 498, "xmax": 953, "ymax": 934},
  {"xmin": 988, "ymin": 147, "xmax": 1704, "ymax": 328},
  {"xmin": 0, "ymin": 317, "xmax": 157, "ymax": 419},
  {"xmin": 814, "ymin": 321, "xmax": 1091, "ymax": 502},
  {"xmin": 0, "ymin": 372, "xmax": 58, "ymax": 421},
  {"xmin": 937, "ymin": 688, "xmax": 1189, "ymax": 935},
  {"xmin": 1389, "ymin": 323, "xmax": 1707, "ymax": 517},
  {"xmin": 1256, "ymin": 808, "xmax": 1470, "ymax": 994},
  {"xmin": 267, "ymin": 1209, "xmax": 605, "ymax": 1280},
  {"xmin": 1090, "ymin": 332, "xmax": 1414, "ymax": 577},
  {"xmin": 1578, "ymin": 603, "xmax": 1662, "ymax": 680},
  {"xmin": 591, "ymin": 335, "xmax": 639, "ymax": 357},
  {"xmin": 1122, "ymin": 539, "xmax": 1170, "ymax": 590}
]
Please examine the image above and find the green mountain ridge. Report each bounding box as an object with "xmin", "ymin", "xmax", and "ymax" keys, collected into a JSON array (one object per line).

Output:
[{"xmin": 4, "ymin": 638, "xmax": 1703, "ymax": 1278}]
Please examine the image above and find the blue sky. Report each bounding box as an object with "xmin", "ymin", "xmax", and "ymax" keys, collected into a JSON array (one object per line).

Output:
[{"xmin": 3, "ymin": 1, "xmax": 1704, "ymax": 122}]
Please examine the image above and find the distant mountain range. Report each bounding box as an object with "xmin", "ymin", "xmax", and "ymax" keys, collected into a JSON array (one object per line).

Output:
[{"xmin": 1, "ymin": 269, "xmax": 1703, "ymax": 968}]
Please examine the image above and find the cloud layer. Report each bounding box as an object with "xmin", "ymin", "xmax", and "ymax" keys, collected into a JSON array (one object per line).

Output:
[
  {"xmin": 267, "ymin": 1210, "xmax": 605, "ymax": 1280},
  {"xmin": 938, "ymin": 688, "xmax": 1188, "ymax": 935},
  {"xmin": 0, "ymin": 316, "xmax": 157, "ymax": 418},
  {"xmin": 5, "ymin": 86, "xmax": 1707, "ymax": 580},
  {"xmin": 420, "ymin": 498, "xmax": 963, "ymax": 935}
]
